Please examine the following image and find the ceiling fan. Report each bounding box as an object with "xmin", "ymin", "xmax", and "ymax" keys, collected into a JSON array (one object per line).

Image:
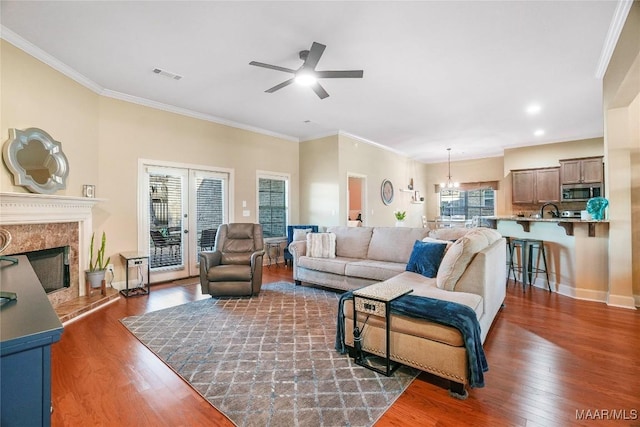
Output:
[{"xmin": 249, "ymin": 42, "xmax": 363, "ymax": 99}]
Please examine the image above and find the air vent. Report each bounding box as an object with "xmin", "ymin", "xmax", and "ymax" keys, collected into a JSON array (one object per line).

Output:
[{"xmin": 153, "ymin": 68, "xmax": 183, "ymax": 81}]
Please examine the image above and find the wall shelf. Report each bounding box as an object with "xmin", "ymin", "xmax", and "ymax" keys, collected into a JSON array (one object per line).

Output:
[{"xmin": 399, "ymin": 188, "xmax": 424, "ymax": 204}]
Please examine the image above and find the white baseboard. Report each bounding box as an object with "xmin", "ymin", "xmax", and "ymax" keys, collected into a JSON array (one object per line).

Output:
[
  {"xmin": 606, "ymin": 294, "xmax": 638, "ymax": 310},
  {"xmin": 555, "ymin": 282, "xmax": 609, "ymax": 303},
  {"xmin": 528, "ymin": 278, "xmax": 638, "ymax": 309}
]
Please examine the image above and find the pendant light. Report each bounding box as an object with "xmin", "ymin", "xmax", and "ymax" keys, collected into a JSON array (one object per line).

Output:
[{"xmin": 440, "ymin": 148, "xmax": 459, "ymax": 190}]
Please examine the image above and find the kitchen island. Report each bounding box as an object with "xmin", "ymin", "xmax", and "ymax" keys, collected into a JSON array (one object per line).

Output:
[{"xmin": 487, "ymin": 216, "xmax": 609, "ymax": 302}]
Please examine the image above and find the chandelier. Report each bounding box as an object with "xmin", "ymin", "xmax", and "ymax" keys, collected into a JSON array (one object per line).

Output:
[{"xmin": 440, "ymin": 148, "xmax": 459, "ymax": 190}]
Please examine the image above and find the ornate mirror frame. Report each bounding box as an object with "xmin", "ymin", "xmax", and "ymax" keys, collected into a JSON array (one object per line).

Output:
[{"xmin": 2, "ymin": 128, "xmax": 69, "ymax": 194}]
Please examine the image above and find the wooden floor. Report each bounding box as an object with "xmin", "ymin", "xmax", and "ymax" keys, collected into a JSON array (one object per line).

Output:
[{"xmin": 51, "ymin": 265, "xmax": 640, "ymax": 426}]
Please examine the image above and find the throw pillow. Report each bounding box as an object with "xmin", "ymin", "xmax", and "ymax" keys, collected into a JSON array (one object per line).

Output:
[
  {"xmin": 306, "ymin": 232, "xmax": 336, "ymax": 258},
  {"xmin": 422, "ymin": 236, "xmax": 454, "ymax": 253},
  {"xmin": 436, "ymin": 232, "xmax": 489, "ymax": 291},
  {"xmin": 293, "ymin": 228, "xmax": 312, "ymax": 242},
  {"xmin": 405, "ymin": 240, "xmax": 448, "ymax": 278}
]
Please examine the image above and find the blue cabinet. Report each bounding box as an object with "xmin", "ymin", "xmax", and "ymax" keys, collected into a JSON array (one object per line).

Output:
[{"xmin": 1, "ymin": 255, "xmax": 63, "ymax": 427}]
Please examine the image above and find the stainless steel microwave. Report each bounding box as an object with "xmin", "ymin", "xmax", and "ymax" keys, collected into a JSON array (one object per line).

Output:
[{"xmin": 561, "ymin": 183, "xmax": 602, "ymax": 201}]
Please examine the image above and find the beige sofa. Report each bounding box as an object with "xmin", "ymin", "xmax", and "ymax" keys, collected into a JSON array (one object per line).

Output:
[{"xmin": 288, "ymin": 226, "xmax": 506, "ymax": 397}]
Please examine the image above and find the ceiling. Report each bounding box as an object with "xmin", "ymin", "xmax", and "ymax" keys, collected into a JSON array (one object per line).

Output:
[{"xmin": 0, "ymin": 1, "xmax": 625, "ymax": 163}]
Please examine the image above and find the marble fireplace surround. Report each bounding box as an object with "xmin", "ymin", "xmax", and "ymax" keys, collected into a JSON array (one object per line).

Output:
[{"xmin": 0, "ymin": 192, "xmax": 102, "ymax": 305}]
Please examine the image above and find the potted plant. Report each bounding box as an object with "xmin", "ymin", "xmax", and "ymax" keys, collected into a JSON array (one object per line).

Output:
[
  {"xmin": 394, "ymin": 210, "xmax": 406, "ymax": 227},
  {"xmin": 85, "ymin": 231, "xmax": 110, "ymax": 288}
]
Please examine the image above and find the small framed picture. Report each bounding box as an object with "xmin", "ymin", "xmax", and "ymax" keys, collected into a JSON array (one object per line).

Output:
[{"xmin": 83, "ymin": 184, "xmax": 95, "ymax": 198}]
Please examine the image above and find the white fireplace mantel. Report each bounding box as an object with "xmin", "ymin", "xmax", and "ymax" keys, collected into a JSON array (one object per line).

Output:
[
  {"xmin": 0, "ymin": 192, "xmax": 103, "ymax": 224},
  {"xmin": 0, "ymin": 192, "xmax": 105, "ymax": 296}
]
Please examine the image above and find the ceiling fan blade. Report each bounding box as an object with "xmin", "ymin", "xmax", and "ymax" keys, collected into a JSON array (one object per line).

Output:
[
  {"xmin": 315, "ymin": 70, "xmax": 364, "ymax": 79},
  {"xmin": 303, "ymin": 42, "xmax": 326, "ymax": 70},
  {"xmin": 310, "ymin": 82, "xmax": 329, "ymax": 99},
  {"xmin": 249, "ymin": 61, "xmax": 296, "ymax": 74},
  {"xmin": 265, "ymin": 78, "xmax": 295, "ymax": 93}
]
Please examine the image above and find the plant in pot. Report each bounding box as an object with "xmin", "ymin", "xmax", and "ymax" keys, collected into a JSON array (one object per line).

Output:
[
  {"xmin": 394, "ymin": 210, "xmax": 407, "ymax": 227},
  {"xmin": 85, "ymin": 231, "xmax": 110, "ymax": 288}
]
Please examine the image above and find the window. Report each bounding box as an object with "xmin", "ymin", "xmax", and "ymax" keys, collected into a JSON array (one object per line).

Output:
[
  {"xmin": 258, "ymin": 173, "xmax": 288, "ymax": 238},
  {"xmin": 439, "ymin": 188, "xmax": 495, "ymax": 226}
]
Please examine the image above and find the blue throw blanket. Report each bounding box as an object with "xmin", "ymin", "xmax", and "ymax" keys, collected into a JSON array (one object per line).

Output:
[{"xmin": 336, "ymin": 291, "xmax": 488, "ymax": 388}]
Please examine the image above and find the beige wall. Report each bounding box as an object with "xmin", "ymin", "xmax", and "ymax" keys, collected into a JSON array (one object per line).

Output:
[
  {"xmin": 603, "ymin": 1, "xmax": 640, "ymax": 307},
  {"xmin": 503, "ymin": 138, "xmax": 604, "ymax": 172},
  {"xmin": 424, "ymin": 156, "xmax": 506, "ymax": 219},
  {"xmin": 1, "ymin": 40, "xmax": 298, "ymax": 283},
  {"xmin": 1, "ymin": 41, "xmax": 100, "ymax": 194},
  {"xmin": 502, "ymin": 138, "xmax": 604, "ymax": 213},
  {"xmin": 299, "ymin": 135, "xmax": 340, "ymax": 228},
  {"xmin": 96, "ymin": 96, "xmax": 299, "ymax": 262},
  {"xmin": 338, "ymin": 134, "xmax": 427, "ymax": 228}
]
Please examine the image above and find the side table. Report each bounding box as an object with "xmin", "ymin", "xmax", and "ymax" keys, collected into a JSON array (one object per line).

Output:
[
  {"xmin": 352, "ymin": 282, "xmax": 413, "ymax": 376},
  {"xmin": 264, "ymin": 238, "xmax": 287, "ymax": 267},
  {"xmin": 119, "ymin": 252, "xmax": 150, "ymax": 297}
]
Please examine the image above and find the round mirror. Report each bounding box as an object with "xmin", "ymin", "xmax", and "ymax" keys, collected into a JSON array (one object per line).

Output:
[{"xmin": 2, "ymin": 128, "xmax": 69, "ymax": 194}]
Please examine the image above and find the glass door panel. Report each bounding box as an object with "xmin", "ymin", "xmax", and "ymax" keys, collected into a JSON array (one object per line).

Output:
[
  {"xmin": 141, "ymin": 163, "xmax": 231, "ymax": 283},
  {"xmin": 189, "ymin": 170, "xmax": 228, "ymax": 276},
  {"xmin": 147, "ymin": 166, "xmax": 188, "ymax": 282}
]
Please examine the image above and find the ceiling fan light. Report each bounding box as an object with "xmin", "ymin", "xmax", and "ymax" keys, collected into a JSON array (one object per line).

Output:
[{"xmin": 295, "ymin": 73, "xmax": 316, "ymax": 86}]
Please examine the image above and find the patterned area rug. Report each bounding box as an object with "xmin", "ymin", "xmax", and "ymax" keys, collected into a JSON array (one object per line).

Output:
[{"xmin": 121, "ymin": 282, "xmax": 418, "ymax": 427}]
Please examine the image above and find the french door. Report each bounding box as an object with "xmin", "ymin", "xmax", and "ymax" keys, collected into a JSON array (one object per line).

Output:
[{"xmin": 140, "ymin": 162, "xmax": 230, "ymax": 283}]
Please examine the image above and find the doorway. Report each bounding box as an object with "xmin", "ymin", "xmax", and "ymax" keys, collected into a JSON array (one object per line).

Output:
[
  {"xmin": 347, "ymin": 174, "xmax": 366, "ymax": 226},
  {"xmin": 139, "ymin": 161, "xmax": 232, "ymax": 283}
]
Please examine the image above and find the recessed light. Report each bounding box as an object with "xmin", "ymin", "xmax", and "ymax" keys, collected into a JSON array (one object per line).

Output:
[
  {"xmin": 534, "ymin": 129, "xmax": 545, "ymax": 136},
  {"xmin": 526, "ymin": 104, "xmax": 542, "ymax": 115}
]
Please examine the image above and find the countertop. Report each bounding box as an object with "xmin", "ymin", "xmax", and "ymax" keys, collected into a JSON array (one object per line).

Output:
[
  {"xmin": 486, "ymin": 216, "xmax": 608, "ymax": 237},
  {"xmin": 487, "ymin": 216, "xmax": 608, "ymax": 223}
]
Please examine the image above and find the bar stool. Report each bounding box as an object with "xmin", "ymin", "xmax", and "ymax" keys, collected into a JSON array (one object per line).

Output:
[{"xmin": 507, "ymin": 238, "xmax": 551, "ymax": 292}]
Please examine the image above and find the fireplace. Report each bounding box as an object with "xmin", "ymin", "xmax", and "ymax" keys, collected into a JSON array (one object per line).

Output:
[
  {"xmin": 0, "ymin": 192, "xmax": 101, "ymax": 307},
  {"xmin": 16, "ymin": 246, "xmax": 71, "ymax": 293}
]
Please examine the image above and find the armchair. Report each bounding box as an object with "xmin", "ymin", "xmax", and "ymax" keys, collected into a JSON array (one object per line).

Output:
[
  {"xmin": 199, "ymin": 223, "xmax": 265, "ymax": 297},
  {"xmin": 283, "ymin": 225, "xmax": 319, "ymax": 267}
]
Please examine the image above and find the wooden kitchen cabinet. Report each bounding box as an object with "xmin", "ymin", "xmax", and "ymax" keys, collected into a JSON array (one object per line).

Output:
[
  {"xmin": 560, "ymin": 157, "xmax": 603, "ymax": 184},
  {"xmin": 512, "ymin": 167, "xmax": 560, "ymax": 204}
]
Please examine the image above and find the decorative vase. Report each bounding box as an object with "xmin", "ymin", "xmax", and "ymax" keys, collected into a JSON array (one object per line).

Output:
[
  {"xmin": 395, "ymin": 221, "xmax": 405, "ymax": 227},
  {"xmin": 85, "ymin": 269, "xmax": 106, "ymax": 288}
]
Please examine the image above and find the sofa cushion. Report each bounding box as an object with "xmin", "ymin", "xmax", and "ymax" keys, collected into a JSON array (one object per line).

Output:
[
  {"xmin": 436, "ymin": 232, "xmax": 490, "ymax": 291},
  {"xmin": 467, "ymin": 227, "xmax": 502, "ymax": 245},
  {"xmin": 344, "ymin": 272, "xmax": 484, "ymax": 347},
  {"xmin": 327, "ymin": 226, "xmax": 373, "ymax": 259},
  {"xmin": 367, "ymin": 227, "xmax": 430, "ymax": 263},
  {"xmin": 405, "ymin": 240, "xmax": 448, "ymax": 278},
  {"xmin": 344, "ymin": 260, "xmax": 406, "ymax": 281},
  {"xmin": 422, "ymin": 236, "xmax": 454, "ymax": 252},
  {"xmin": 297, "ymin": 256, "xmax": 354, "ymax": 275},
  {"xmin": 306, "ymin": 232, "xmax": 336, "ymax": 258},
  {"xmin": 385, "ymin": 272, "xmax": 484, "ymax": 319},
  {"xmin": 293, "ymin": 228, "xmax": 312, "ymax": 241},
  {"xmin": 428, "ymin": 227, "xmax": 470, "ymax": 241}
]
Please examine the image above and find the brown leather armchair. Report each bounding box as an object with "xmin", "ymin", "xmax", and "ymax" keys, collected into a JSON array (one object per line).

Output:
[{"xmin": 199, "ymin": 223, "xmax": 265, "ymax": 297}]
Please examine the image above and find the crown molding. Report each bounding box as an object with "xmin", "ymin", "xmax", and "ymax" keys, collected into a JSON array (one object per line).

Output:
[
  {"xmin": 102, "ymin": 89, "xmax": 299, "ymax": 143},
  {"xmin": 338, "ymin": 131, "xmax": 407, "ymax": 157},
  {"xmin": 1, "ymin": 25, "xmax": 298, "ymax": 143},
  {"xmin": 1, "ymin": 25, "xmax": 105, "ymax": 93},
  {"xmin": 595, "ymin": 0, "xmax": 633, "ymax": 79}
]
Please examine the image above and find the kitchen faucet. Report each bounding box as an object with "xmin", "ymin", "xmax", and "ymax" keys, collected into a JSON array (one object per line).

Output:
[{"xmin": 540, "ymin": 202, "xmax": 560, "ymax": 218}]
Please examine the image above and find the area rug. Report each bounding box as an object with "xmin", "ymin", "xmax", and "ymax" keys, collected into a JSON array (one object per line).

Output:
[{"xmin": 120, "ymin": 282, "xmax": 418, "ymax": 427}]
